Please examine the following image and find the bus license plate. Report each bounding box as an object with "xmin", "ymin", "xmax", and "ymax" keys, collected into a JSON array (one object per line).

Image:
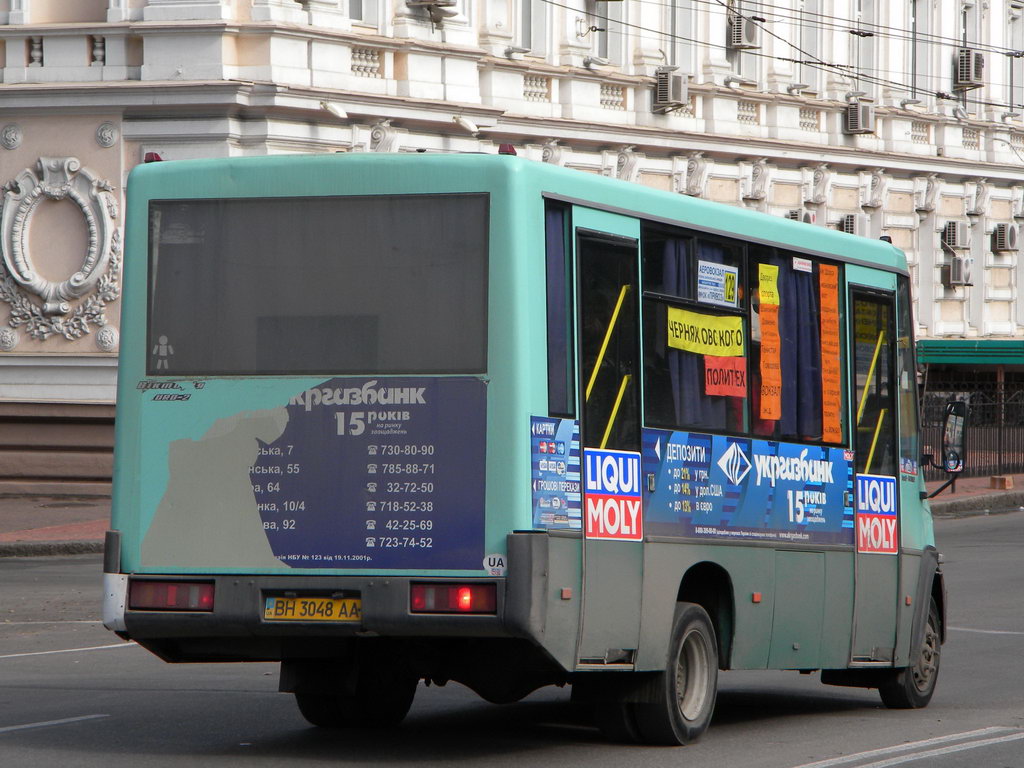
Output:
[{"xmin": 263, "ymin": 596, "xmax": 361, "ymax": 622}]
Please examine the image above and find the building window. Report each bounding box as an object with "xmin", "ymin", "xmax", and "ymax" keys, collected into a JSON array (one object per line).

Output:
[
  {"xmin": 518, "ymin": 0, "xmax": 546, "ymax": 55},
  {"xmin": 798, "ymin": 0, "xmax": 821, "ymax": 92},
  {"xmin": 668, "ymin": 0, "xmax": 694, "ymax": 73},
  {"xmin": 852, "ymin": 0, "xmax": 876, "ymax": 99},
  {"xmin": 1010, "ymin": 4, "xmax": 1024, "ymax": 111}
]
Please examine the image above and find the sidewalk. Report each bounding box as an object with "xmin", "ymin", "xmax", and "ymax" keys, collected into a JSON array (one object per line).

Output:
[
  {"xmin": 0, "ymin": 495, "xmax": 108, "ymax": 557},
  {"xmin": 0, "ymin": 470, "xmax": 1019, "ymax": 557}
]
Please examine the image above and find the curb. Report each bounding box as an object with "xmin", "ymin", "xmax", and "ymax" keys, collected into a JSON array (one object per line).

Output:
[
  {"xmin": 0, "ymin": 540, "xmax": 104, "ymax": 558},
  {"xmin": 929, "ymin": 490, "xmax": 1024, "ymax": 517}
]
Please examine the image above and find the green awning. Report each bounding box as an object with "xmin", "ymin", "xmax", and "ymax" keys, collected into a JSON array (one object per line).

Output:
[{"xmin": 917, "ymin": 339, "xmax": 1024, "ymax": 365}]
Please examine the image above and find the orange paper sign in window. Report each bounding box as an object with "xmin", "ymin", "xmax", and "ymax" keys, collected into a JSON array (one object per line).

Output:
[
  {"xmin": 705, "ymin": 355, "xmax": 747, "ymax": 397},
  {"xmin": 758, "ymin": 264, "xmax": 782, "ymax": 421},
  {"xmin": 759, "ymin": 303, "xmax": 782, "ymax": 420},
  {"xmin": 820, "ymin": 264, "xmax": 842, "ymax": 442}
]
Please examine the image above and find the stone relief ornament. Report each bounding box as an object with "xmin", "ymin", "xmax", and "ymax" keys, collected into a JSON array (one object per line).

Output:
[
  {"xmin": 914, "ymin": 173, "xmax": 939, "ymax": 214},
  {"xmin": 0, "ymin": 326, "xmax": 18, "ymax": 351},
  {"xmin": 741, "ymin": 157, "xmax": 770, "ymax": 202},
  {"xmin": 541, "ymin": 139, "xmax": 566, "ymax": 166},
  {"xmin": 370, "ymin": 120, "xmax": 400, "ymax": 153},
  {"xmin": 861, "ymin": 168, "xmax": 888, "ymax": 209},
  {"xmin": 675, "ymin": 152, "xmax": 709, "ymax": 197},
  {"xmin": 0, "ymin": 157, "xmax": 121, "ymax": 342},
  {"xmin": 1, "ymin": 124, "xmax": 22, "ymax": 150},
  {"xmin": 615, "ymin": 146, "xmax": 642, "ymax": 183},
  {"xmin": 96, "ymin": 122, "xmax": 118, "ymax": 148},
  {"xmin": 967, "ymin": 178, "xmax": 991, "ymax": 217},
  {"xmin": 803, "ymin": 163, "xmax": 831, "ymax": 205},
  {"xmin": 96, "ymin": 324, "xmax": 119, "ymax": 352}
]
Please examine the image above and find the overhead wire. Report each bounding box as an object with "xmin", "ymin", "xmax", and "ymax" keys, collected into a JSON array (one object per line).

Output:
[{"xmin": 540, "ymin": 0, "xmax": 1024, "ymax": 115}]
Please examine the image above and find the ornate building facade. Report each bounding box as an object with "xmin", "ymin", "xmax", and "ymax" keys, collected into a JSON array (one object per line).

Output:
[{"xmin": 2, "ymin": 0, "xmax": 1024, "ymax": 489}]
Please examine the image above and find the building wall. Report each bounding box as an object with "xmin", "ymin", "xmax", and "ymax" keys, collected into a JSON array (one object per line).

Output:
[{"xmin": 2, "ymin": 0, "xmax": 1023, "ymax": 490}]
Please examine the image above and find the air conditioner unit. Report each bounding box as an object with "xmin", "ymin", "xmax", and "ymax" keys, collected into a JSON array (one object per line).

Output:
[
  {"xmin": 653, "ymin": 67, "xmax": 688, "ymax": 113},
  {"xmin": 728, "ymin": 17, "xmax": 761, "ymax": 49},
  {"xmin": 942, "ymin": 220, "xmax": 971, "ymax": 249},
  {"xmin": 838, "ymin": 213, "xmax": 866, "ymax": 236},
  {"xmin": 944, "ymin": 255, "xmax": 972, "ymax": 286},
  {"xmin": 786, "ymin": 209, "xmax": 817, "ymax": 224},
  {"xmin": 843, "ymin": 103, "xmax": 875, "ymax": 134},
  {"xmin": 954, "ymin": 48, "xmax": 985, "ymax": 90},
  {"xmin": 992, "ymin": 222, "xmax": 1019, "ymax": 252}
]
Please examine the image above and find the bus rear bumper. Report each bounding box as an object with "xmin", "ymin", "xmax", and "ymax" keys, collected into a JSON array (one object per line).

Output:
[{"xmin": 109, "ymin": 572, "xmax": 514, "ymax": 662}]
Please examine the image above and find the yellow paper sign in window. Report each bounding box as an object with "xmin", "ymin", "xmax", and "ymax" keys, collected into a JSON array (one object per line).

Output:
[
  {"xmin": 667, "ymin": 307, "xmax": 745, "ymax": 357},
  {"xmin": 758, "ymin": 264, "xmax": 780, "ymax": 306}
]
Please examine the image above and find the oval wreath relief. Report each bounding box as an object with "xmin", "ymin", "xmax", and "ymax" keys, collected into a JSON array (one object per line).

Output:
[{"xmin": 0, "ymin": 157, "xmax": 121, "ymax": 344}]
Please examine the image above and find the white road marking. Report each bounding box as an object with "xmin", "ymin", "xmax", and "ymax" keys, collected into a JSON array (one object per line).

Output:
[
  {"xmin": 789, "ymin": 727, "xmax": 1017, "ymax": 768},
  {"xmin": 0, "ymin": 642, "xmax": 134, "ymax": 659},
  {"xmin": 855, "ymin": 731, "xmax": 1024, "ymax": 768},
  {"xmin": 949, "ymin": 625, "xmax": 1024, "ymax": 636},
  {"xmin": 0, "ymin": 714, "xmax": 109, "ymax": 735},
  {"xmin": 0, "ymin": 620, "xmax": 102, "ymax": 625}
]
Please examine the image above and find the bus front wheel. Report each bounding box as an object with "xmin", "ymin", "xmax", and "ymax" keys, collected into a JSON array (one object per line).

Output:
[
  {"xmin": 634, "ymin": 602, "xmax": 718, "ymax": 745},
  {"xmin": 879, "ymin": 597, "xmax": 941, "ymax": 709},
  {"xmin": 294, "ymin": 666, "xmax": 418, "ymax": 728}
]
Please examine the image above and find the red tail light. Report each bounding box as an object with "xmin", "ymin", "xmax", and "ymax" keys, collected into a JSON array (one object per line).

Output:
[
  {"xmin": 410, "ymin": 583, "xmax": 496, "ymax": 614},
  {"xmin": 129, "ymin": 580, "xmax": 215, "ymax": 611}
]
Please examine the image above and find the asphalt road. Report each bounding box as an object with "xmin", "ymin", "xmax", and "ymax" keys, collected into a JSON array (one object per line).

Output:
[{"xmin": 1, "ymin": 512, "xmax": 1022, "ymax": 767}]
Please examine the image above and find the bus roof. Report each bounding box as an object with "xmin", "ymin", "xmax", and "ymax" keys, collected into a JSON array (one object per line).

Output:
[{"xmin": 129, "ymin": 152, "xmax": 907, "ymax": 274}]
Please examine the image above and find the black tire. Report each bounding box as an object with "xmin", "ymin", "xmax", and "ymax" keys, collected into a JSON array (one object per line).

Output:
[
  {"xmin": 295, "ymin": 666, "xmax": 418, "ymax": 728},
  {"xmin": 633, "ymin": 602, "xmax": 718, "ymax": 746},
  {"xmin": 879, "ymin": 597, "xmax": 941, "ymax": 709}
]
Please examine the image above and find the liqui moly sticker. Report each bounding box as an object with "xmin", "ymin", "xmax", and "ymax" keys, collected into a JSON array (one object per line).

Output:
[
  {"xmin": 856, "ymin": 474, "xmax": 898, "ymax": 555},
  {"xmin": 584, "ymin": 448, "xmax": 642, "ymax": 541}
]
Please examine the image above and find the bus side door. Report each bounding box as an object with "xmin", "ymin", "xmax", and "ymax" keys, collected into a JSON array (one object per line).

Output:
[
  {"xmin": 849, "ymin": 284, "xmax": 900, "ymax": 664},
  {"xmin": 573, "ymin": 209, "xmax": 644, "ymax": 666}
]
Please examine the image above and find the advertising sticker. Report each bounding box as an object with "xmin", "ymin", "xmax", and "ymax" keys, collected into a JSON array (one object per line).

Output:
[
  {"xmin": 697, "ymin": 260, "xmax": 739, "ymax": 308},
  {"xmin": 855, "ymin": 474, "xmax": 898, "ymax": 554},
  {"xmin": 584, "ymin": 448, "xmax": 643, "ymax": 541},
  {"xmin": 530, "ymin": 416, "xmax": 582, "ymax": 530},
  {"xmin": 250, "ymin": 377, "xmax": 486, "ymax": 570},
  {"xmin": 643, "ymin": 428, "xmax": 854, "ymax": 546}
]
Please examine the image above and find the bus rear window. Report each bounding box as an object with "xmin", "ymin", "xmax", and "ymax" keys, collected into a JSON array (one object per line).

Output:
[{"xmin": 147, "ymin": 194, "xmax": 488, "ymax": 376}]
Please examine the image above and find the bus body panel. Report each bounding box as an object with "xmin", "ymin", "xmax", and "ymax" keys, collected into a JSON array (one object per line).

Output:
[{"xmin": 107, "ymin": 154, "xmax": 943, "ymax": 725}]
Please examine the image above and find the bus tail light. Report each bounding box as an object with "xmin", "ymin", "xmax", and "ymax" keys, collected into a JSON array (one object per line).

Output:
[
  {"xmin": 129, "ymin": 580, "xmax": 215, "ymax": 611},
  {"xmin": 410, "ymin": 583, "xmax": 496, "ymax": 614}
]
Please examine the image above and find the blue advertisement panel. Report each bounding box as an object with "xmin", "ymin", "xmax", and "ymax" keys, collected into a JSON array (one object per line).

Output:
[
  {"xmin": 643, "ymin": 428, "xmax": 854, "ymax": 546},
  {"xmin": 251, "ymin": 377, "xmax": 486, "ymax": 569},
  {"xmin": 530, "ymin": 417, "xmax": 581, "ymax": 530}
]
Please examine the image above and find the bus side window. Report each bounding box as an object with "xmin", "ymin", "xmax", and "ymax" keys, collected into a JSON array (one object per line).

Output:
[
  {"xmin": 545, "ymin": 203, "xmax": 575, "ymax": 417},
  {"xmin": 748, "ymin": 249, "xmax": 844, "ymax": 445},
  {"xmin": 641, "ymin": 231, "xmax": 747, "ymax": 434},
  {"xmin": 852, "ymin": 296, "xmax": 897, "ymax": 476}
]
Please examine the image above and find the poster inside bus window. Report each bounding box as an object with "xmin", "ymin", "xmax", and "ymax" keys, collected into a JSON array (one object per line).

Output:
[{"xmin": 643, "ymin": 428, "xmax": 854, "ymax": 545}]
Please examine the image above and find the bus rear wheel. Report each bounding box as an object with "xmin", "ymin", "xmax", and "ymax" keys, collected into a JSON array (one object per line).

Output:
[
  {"xmin": 633, "ymin": 602, "xmax": 718, "ymax": 746},
  {"xmin": 879, "ymin": 597, "xmax": 941, "ymax": 709},
  {"xmin": 294, "ymin": 666, "xmax": 418, "ymax": 728}
]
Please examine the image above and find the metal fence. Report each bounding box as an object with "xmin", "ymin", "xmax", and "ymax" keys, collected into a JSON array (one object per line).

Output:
[{"xmin": 920, "ymin": 372, "xmax": 1024, "ymax": 481}]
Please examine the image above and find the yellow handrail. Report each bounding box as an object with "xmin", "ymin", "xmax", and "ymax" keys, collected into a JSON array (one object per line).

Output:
[
  {"xmin": 865, "ymin": 408, "xmax": 887, "ymax": 473},
  {"xmin": 600, "ymin": 375, "xmax": 632, "ymax": 449},
  {"xmin": 856, "ymin": 329, "xmax": 886, "ymax": 425},
  {"xmin": 585, "ymin": 284, "xmax": 631, "ymax": 402}
]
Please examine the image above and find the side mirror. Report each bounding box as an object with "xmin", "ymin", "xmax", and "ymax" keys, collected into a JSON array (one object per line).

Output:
[{"xmin": 941, "ymin": 400, "xmax": 967, "ymax": 474}]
